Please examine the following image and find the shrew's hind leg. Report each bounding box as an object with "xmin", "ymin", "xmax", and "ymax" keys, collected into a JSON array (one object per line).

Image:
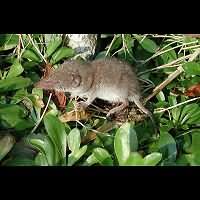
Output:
[{"xmin": 106, "ymin": 99, "xmax": 129, "ymax": 119}]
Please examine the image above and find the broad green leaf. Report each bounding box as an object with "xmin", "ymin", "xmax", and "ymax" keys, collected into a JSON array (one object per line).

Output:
[
  {"xmin": 44, "ymin": 114, "xmax": 67, "ymax": 160},
  {"xmin": 28, "ymin": 138, "xmax": 46, "ymax": 156},
  {"xmin": 187, "ymin": 110, "xmax": 200, "ymax": 124},
  {"xmin": 0, "ymin": 77, "xmax": 31, "ymax": 93},
  {"xmin": 7, "ymin": 60, "xmax": 24, "ymax": 78},
  {"xmin": 157, "ymin": 132, "xmax": 177, "ymax": 163},
  {"xmin": 124, "ymin": 152, "xmax": 144, "ymax": 166},
  {"xmin": 176, "ymin": 154, "xmax": 190, "ymax": 166},
  {"xmin": 68, "ymin": 145, "xmax": 87, "ymax": 166},
  {"xmin": 22, "ymin": 49, "xmax": 41, "ymax": 62},
  {"xmin": 114, "ymin": 122, "xmax": 138, "ymax": 165},
  {"xmin": 185, "ymin": 153, "xmax": 200, "ymax": 166},
  {"xmin": 0, "ymin": 34, "xmax": 19, "ymax": 51},
  {"xmin": 0, "ymin": 104, "xmax": 34, "ymax": 130},
  {"xmin": 32, "ymin": 88, "xmax": 43, "ymax": 99},
  {"xmin": 10, "ymin": 89, "xmax": 28, "ymax": 104},
  {"xmin": 45, "ymin": 37, "xmax": 62, "ymax": 57},
  {"xmin": 14, "ymin": 118, "xmax": 35, "ymax": 131},
  {"xmin": 183, "ymin": 62, "xmax": 200, "ymax": 75},
  {"xmin": 0, "ymin": 134, "xmax": 15, "ymax": 161},
  {"xmin": 35, "ymin": 152, "xmax": 48, "ymax": 166},
  {"xmin": 67, "ymin": 128, "xmax": 81, "ymax": 153},
  {"xmin": 168, "ymin": 95, "xmax": 177, "ymax": 106},
  {"xmin": 190, "ymin": 130, "xmax": 200, "ymax": 154},
  {"xmin": 156, "ymin": 91, "xmax": 165, "ymax": 102},
  {"xmin": 143, "ymin": 152, "xmax": 162, "ymax": 166},
  {"xmin": 172, "ymin": 107, "xmax": 182, "ymax": 124},
  {"xmin": 44, "ymin": 136, "xmax": 60, "ymax": 166},
  {"xmin": 23, "ymin": 61, "xmax": 39, "ymax": 70},
  {"xmin": 93, "ymin": 148, "xmax": 113, "ymax": 166},
  {"xmin": 179, "ymin": 104, "xmax": 199, "ymax": 125},
  {"xmin": 82, "ymin": 153, "xmax": 98, "ymax": 166},
  {"xmin": 160, "ymin": 47, "xmax": 177, "ymax": 64},
  {"xmin": 139, "ymin": 38, "xmax": 158, "ymax": 53},
  {"xmin": 29, "ymin": 136, "xmax": 60, "ymax": 166},
  {"xmin": 50, "ymin": 47, "xmax": 74, "ymax": 64}
]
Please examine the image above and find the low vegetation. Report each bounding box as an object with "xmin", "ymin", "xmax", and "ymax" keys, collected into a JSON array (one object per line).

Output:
[{"xmin": 0, "ymin": 34, "xmax": 200, "ymax": 166}]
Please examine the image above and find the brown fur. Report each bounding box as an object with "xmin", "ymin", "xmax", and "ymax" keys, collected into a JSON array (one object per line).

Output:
[{"xmin": 35, "ymin": 57, "xmax": 151, "ymax": 118}]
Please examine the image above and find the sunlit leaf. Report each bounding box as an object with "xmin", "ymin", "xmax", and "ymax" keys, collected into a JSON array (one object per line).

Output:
[
  {"xmin": 143, "ymin": 152, "xmax": 162, "ymax": 166},
  {"xmin": 0, "ymin": 134, "xmax": 15, "ymax": 161},
  {"xmin": 44, "ymin": 114, "xmax": 67, "ymax": 160},
  {"xmin": 68, "ymin": 145, "xmax": 87, "ymax": 166},
  {"xmin": 50, "ymin": 47, "xmax": 74, "ymax": 64},
  {"xmin": 22, "ymin": 49, "xmax": 41, "ymax": 62},
  {"xmin": 45, "ymin": 37, "xmax": 62, "ymax": 57},
  {"xmin": 183, "ymin": 62, "xmax": 200, "ymax": 76},
  {"xmin": 7, "ymin": 60, "xmax": 24, "ymax": 78},
  {"xmin": 67, "ymin": 128, "xmax": 81, "ymax": 153},
  {"xmin": 114, "ymin": 122, "xmax": 138, "ymax": 165},
  {"xmin": 0, "ymin": 77, "xmax": 31, "ymax": 93},
  {"xmin": 0, "ymin": 34, "xmax": 19, "ymax": 51},
  {"xmin": 93, "ymin": 147, "xmax": 113, "ymax": 166}
]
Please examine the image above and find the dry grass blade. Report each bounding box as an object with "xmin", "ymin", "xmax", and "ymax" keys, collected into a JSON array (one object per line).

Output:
[{"xmin": 30, "ymin": 93, "xmax": 52, "ymax": 134}]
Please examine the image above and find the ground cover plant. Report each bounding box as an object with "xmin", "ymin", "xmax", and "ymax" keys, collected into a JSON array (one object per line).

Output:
[{"xmin": 0, "ymin": 34, "xmax": 200, "ymax": 166}]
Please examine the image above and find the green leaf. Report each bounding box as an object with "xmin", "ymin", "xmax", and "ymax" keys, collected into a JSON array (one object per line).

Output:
[
  {"xmin": 124, "ymin": 152, "xmax": 144, "ymax": 166},
  {"xmin": 183, "ymin": 62, "xmax": 200, "ymax": 75},
  {"xmin": 0, "ymin": 134, "xmax": 15, "ymax": 161},
  {"xmin": 45, "ymin": 37, "xmax": 62, "ymax": 57},
  {"xmin": 171, "ymin": 107, "xmax": 182, "ymax": 124},
  {"xmin": 0, "ymin": 77, "xmax": 31, "ymax": 93},
  {"xmin": 190, "ymin": 130, "xmax": 200, "ymax": 154},
  {"xmin": 82, "ymin": 153, "xmax": 98, "ymax": 166},
  {"xmin": 157, "ymin": 132, "xmax": 177, "ymax": 164},
  {"xmin": 67, "ymin": 128, "xmax": 81, "ymax": 153},
  {"xmin": 114, "ymin": 122, "xmax": 138, "ymax": 165},
  {"xmin": 29, "ymin": 138, "xmax": 46, "ymax": 156},
  {"xmin": 0, "ymin": 34, "xmax": 19, "ymax": 51},
  {"xmin": 29, "ymin": 135, "xmax": 59, "ymax": 166},
  {"xmin": 44, "ymin": 114, "xmax": 67, "ymax": 160},
  {"xmin": 139, "ymin": 38, "xmax": 158, "ymax": 53},
  {"xmin": 185, "ymin": 153, "xmax": 200, "ymax": 166},
  {"xmin": 50, "ymin": 47, "xmax": 74, "ymax": 64},
  {"xmin": 109, "ymin": 35, "xmax": 122, "ymax": 52},
  {"xmin": 179, "ymin": 104, "xmax": 199, "ymax": 125},
  {"xmin": 187, "ymin": 109, "xmax": 200, "ymax": 124},
  {"xmin": 160, "ymin": 47, "xmax": 177, "ymax": 64},
  {"xmin": 156, "ymin": 91, "xmax": 165, "ymax": 102},
  {"xmin": 143, "ymin": 152, "xmax": 162, "ymax": 166},
  {"xmin": 22, "ymin": 49, "xmax": 41, "ymax": 62},
  {"xmin": 7, "ymin": 60, "xmax": 24, "ymax": 78},
  {"xmin": 168, "ymin": 95, "xmax": 177, "ymax": 106},
  {"xmin": 68, "ymin": 145, "xmax": 87, "ymax": 166},
  {"xmin": 44, "ymin": 136, "xmax": 60, "ymax": 165},
  {"xmin": 35, "ymin": 152, "xmax": 48, "ymax": 166},
  {"xmin": 0, "ymin": 104, "xmax": 34, "ymax": 130},
  {"xmin": 93, "ymin": 148, "xmax": 113, "ymax": 166}
]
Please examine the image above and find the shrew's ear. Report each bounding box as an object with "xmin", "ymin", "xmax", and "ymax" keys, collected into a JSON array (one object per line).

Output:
[{"xmin": 71, "ymin": 73, "xmax": 81, "ymax": 88}]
